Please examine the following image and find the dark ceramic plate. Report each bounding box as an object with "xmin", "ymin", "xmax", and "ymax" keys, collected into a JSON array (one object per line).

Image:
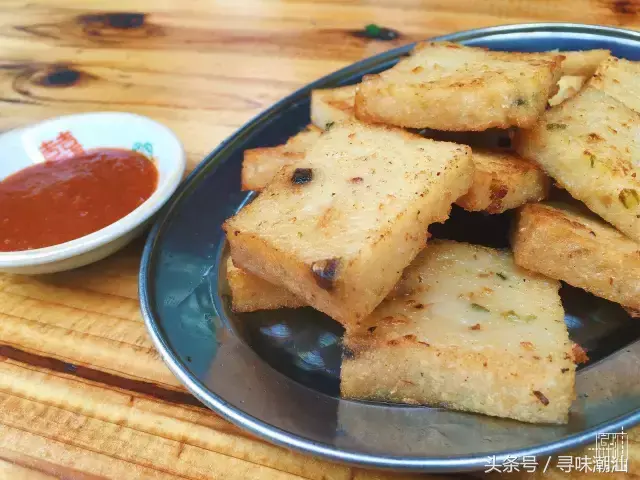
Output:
[{"xmin": 140, "ymin": 23, "xmax": 640, "ymax": 473}]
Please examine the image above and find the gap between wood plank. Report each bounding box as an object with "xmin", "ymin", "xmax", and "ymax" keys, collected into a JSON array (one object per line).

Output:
[{"xmin": 0, "ymin": 344, "xmax": 201, "ymax": 408}]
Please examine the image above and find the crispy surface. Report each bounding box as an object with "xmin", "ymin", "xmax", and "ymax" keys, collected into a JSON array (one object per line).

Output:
[
  {"xmin": 590, "ymin": 56, "xmax": 640, "ymax": 113},
  {"xmin": 354, "ymin": 42, "xmax": 563, "ymax": 131},
  {"xmin": 242, "ymin": 137, "xmax": 543, "ymax": 214},
  {"xmin": 307, "ymin": 81, "xmax": 546, "ymax": 214},
  {"xmin": 341, "ymin": 240, "xmax": 575, "ymax": 424},
  {"xmin": 310, "ymin": 85, "xmax": 357, "ymax": 130},
  {"xmin": 310, "ymin": 84, "xmax": 516, "ymax": 148},
  {"xmin": 243, "ymin": 85, "xmax": 356, "ymax": 191},
  {"xmin": 559, "ymin": 49, "xmax": 610, "ymax": 77},
  {"xmin": 241, "ymin": 125, "xmax": 322, "ymax": 191},
  {"xmin": 512, "ymin": 202, "xmax": 640, "ymax": 310},
  {"xmin": 456, "ymin": 149, "xmax": 550, "ymax": 213},
  {"xmin": 226, "ymin": 257, "xmax": 305, "ymax": 312},
  {"xmin": 514, "ymin": 86, "xmax": 640, "ymax": 241},
  {"xmin": 224, "ymin": 122, "xmax": 473, "ymax": 328}
]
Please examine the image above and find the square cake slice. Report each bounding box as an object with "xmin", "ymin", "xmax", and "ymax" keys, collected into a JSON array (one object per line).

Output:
[
  {"xmin": 514, "ymin": 86, "xmax": 640, "ymax": 242},
  {"xmin": 355, "ymin": 42, "xmax": 563, "ymax": 131},
  {"xmin": 512, "ymin": 202, "xmax": 640, "ymax": 310},
  {"xmin": 341, "ymin": 240, "xmax": 576, "ymax": 424},
  {"xmin": 241, "ymin": 140, "xmax": 547, "ymax": 213},
  {"xmin": 224, "ymin": 122, "xmax": 473, "ymax": 328}
]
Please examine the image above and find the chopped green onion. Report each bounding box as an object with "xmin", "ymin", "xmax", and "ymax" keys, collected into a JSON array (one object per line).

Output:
[
  {"xmin": 502, "ymin": 310, "xmax": 520, "ymax": 322},
  {"xmin": 471, "ymin": 303, "xmax": 489, "ymax": 313},
  {"xmin": 619, "ymin": 189, "xmax": 639, "ymax": 209},
  {"xmin": 502, "ymin": 310, "xmax": 537, "ymax": 322}
]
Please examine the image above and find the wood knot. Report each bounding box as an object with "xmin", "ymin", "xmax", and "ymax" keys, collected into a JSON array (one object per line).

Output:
[
  {"xmin": 75, "ymin": 12, "xmax": 162, "ymax": 40},
  {"xmin": 611, "ymin": 0, "xmax": 639, "ymax": 15},
  {"xmin": 78, "ymin": 12, "xmax": 147, "ymax": 30},
  {"xmin": 37, "ymin": 66, "xmax": 83, "ymax": 87},
  {"xmin": 8, "ymin": 63, "xmax": 96, "ymax": 101},
  {"xmin": 352, "ymin": 24, "xmax": 401, "ymax": 41}
]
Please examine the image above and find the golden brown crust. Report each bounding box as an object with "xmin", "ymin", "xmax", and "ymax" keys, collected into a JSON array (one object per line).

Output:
[
  {"xmin": 226, "ymin": 257, "xmax": 305, "ymax": 312},
  {"xmin": 241, "ymin": 125, "xmax": 322, "ymax": 191},
  {"xmin": 310, "ymin": 85, "xmax": 357, "ymax": 130},
  {"xmin": 354, "ymin": 41, "xmax": 563, "ymax": 131},
  {"xmin": 456, "ymin": 149, "xmax": 550, "ymax": 213},
  {"xmin": 512, "ymin": 202, "xmax": 640, "ymax": 310},
  {"xmin": 242, "ymin": 148, "xmax": 304, "ymax": 191},
  {"xmin": 341, "ymin": 240, "xmax": 575, "ymax": 424},
  {"xmin": 224, "ymin": 122, "xmax": 473, "ymax": 327},
  {"xmin": 242, "ymin": 137, "xmax": 544, "ymax": 216},
  {"xmin": 590, "ymin": 56, "xmax": 640, "ymax": 113},
  {"xmin": 341, "ymin": 345, "xmax": 575, "ymax": 424},
  {"xmin": 514, "ymin": 86, "xmax": 640, "ymax": 241}
]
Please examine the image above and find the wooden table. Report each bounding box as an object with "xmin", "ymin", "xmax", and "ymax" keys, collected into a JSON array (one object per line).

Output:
[{"xmin": 1, "ymin": 1, "xmax": 640, "ymax": 478}]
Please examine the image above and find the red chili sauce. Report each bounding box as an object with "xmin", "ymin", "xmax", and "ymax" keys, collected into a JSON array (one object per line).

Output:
[{"xmin": 0, "ymin": 149, "xmax": 158, "ymax": 252}]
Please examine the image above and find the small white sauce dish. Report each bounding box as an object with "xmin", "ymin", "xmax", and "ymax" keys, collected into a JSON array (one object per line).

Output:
[{"xmin": 0, "ymin": 112, "xmax": 185, "ymax": 275}]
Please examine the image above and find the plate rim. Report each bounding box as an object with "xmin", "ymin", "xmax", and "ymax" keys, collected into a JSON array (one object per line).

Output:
[{"xmin": 139, "ymin": 22, "xmax": 640, "ymax": 472}]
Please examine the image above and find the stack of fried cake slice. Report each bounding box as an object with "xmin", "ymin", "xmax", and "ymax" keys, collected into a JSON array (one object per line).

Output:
[{"xmin": 223, "ymin": 41, "xmax": 640, "ymax": 425}]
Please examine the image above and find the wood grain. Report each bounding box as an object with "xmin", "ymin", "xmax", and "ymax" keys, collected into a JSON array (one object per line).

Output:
[{"xmin": 0, "ymin": 0, "xmax": 640, "ymax": 478}]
